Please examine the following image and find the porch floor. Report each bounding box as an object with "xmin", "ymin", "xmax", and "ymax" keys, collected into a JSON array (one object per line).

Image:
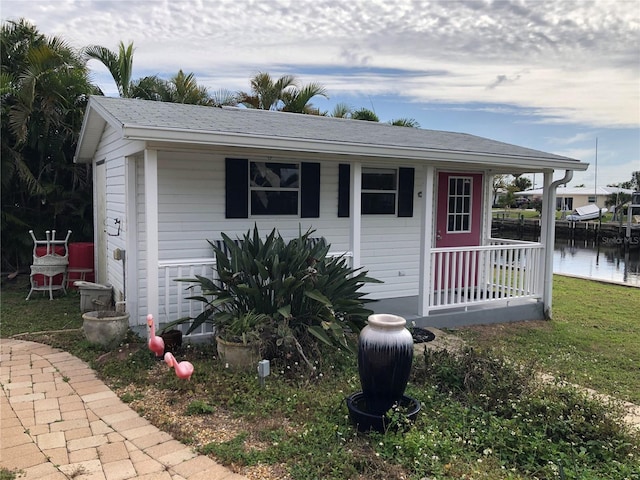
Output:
[{"xmin": 369, "ymin": 296, "xmax": 544, "ymax": 329}]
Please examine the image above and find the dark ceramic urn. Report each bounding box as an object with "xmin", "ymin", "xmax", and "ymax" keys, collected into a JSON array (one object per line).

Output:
[{"xmin": 357, "ymin": 314, "xmax": 414, "ymax": 416}]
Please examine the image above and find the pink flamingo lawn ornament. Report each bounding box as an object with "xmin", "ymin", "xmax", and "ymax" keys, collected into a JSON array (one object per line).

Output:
[
  {"xmin": 164, "ymin": 352, "xmax": 194, "ymax": 380},
  {"xmin": 147, "ymin": 314, "xmax": 165, "ymax": 358}
]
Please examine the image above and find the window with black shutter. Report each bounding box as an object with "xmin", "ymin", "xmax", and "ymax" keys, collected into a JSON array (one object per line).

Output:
[
  {"xmin": 337, "ymin": 164, "xmax": 414, "ymax": 217},
  {"xmin": 225, "ymin": 159, "xmax": 320, "ymax": 218}
]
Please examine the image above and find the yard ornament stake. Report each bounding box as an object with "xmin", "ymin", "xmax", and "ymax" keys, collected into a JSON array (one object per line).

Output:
[
  {"xmin": 147, "ymin": 314, "xmax": 165, "ymax": 357},
  {"xmin": 164, "ymin": 352, "xmax": 194, "ymax": 380}
]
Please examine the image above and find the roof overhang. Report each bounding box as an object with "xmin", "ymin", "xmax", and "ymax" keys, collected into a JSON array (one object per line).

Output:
[
  {"xmin": 119, "ymin": 125, "xmax": 588, "ymax": 172},
  {"xmin": 74, "ymin": 98, "xmax": 590, "ymax": 173}
]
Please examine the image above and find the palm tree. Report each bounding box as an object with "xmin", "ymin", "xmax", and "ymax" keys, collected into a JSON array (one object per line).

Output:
[
  {"xmin": 2, "ymin": 19, "xmax": 96, "ymax": 269},
  {"xmin": 238, "ymin": 72, "xmax": 297, "ymax": 110},
  {"xmin": 167, "ymin": 70, "xmax": 211, "ymax": 105},
  {"xmin": 84, "ymin": 41, "xmax": 134, "ymax": 97},
  {"xmin": 330, "ymin": 102, "xmax": 352, "ymax": 118},
  {"xmin": 210, "ymin": 88, "xmax": 238, "ymax": 107},
  {"xmin": 388, "ymin": 118, "xmax": 420, "ymax": 128},
  {"xmin": 281, "ymin": 82, "xmax": 328, "ymax": 114},
  {"xmin": 129, "ymin": 74, "xmax": 171, "ymax": 101},
  {"xmin": 351, "ymin": 107, "xmax": 379, "ymax": 122}
]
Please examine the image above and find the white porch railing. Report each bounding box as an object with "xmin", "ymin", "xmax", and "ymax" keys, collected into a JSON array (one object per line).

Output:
[
  {"xmin": 158, "ymin": 250, "xmax": 352, "ymax": 339},
  {"xmin": 158, "ymin": 258, "xmax": 217, "ymax": 338},
  {"xmin": 159, "ymin": 243, "xmax": 539, "ymax": 332},
  {"xmin": 428, "ymin": 239, "xmax": 544, "ymax": 312}
]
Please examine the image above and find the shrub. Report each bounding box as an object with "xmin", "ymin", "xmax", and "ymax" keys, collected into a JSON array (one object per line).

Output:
[
  {"xmin": 410, "ymin": 347, "xmax": 639, "ymax": 478},
  {"xmin": 174, "ymin": 225, "xmax": 380, "ymax": 366}
]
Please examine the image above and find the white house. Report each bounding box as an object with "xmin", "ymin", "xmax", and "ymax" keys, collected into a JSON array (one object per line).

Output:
[
  {"xmin": 515, "ymin": 186, "xmax": 633, "ymax": 212},
  {"xmin": 74, "ymin": 96, "xmax": 588, "ymax": 335}
]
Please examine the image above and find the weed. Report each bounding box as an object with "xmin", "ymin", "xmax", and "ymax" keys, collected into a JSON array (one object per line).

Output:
[
  {"xmin": 0, "ymin": 468, "xmax": 20, "ymax": 480},
  {"xmin": 185, "ymin": 400, "xmax": 215, "ymax": 415}
]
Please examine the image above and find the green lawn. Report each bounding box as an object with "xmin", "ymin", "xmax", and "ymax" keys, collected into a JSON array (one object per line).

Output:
[
  {"xmin": 2, "ymin": 275, "xmax": 639, "ymax": 403},
  {"xmin": 1, "ymin": 274, "xmax": 638, "ymax": 479},
  {"xmin": 1, "ymin": 278, "xmax": 82, "ymax": 334},
  {"xmin": 458, "ymin": 275, "xmax": 640, "ymax": 403}
]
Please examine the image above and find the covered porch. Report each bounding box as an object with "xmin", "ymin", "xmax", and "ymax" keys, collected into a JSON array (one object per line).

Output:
[{"xmin": 157, "ymin": 235, "xmax": 546, "ymax": 338}]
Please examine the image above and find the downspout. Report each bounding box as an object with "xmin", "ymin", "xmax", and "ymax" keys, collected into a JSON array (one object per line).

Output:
[{"xmin": 542, "ymin": 169, "xmax": 573, "ymax": 319}]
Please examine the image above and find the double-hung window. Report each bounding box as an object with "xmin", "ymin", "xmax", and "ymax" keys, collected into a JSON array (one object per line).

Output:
[
  {"xmin": 249, "ymin": 161, "xmax": 299, "ymax": 215},
  {"xmin": 337, "ymin": 164, "xmax": 414, "ymax": 217},
  {"xmin": 361, "ymin": 168, "xmax": 397, "ymax": 214},
  {"xmin": 225, "ymin": 158, "xmax": 320, "ymax": 218}
]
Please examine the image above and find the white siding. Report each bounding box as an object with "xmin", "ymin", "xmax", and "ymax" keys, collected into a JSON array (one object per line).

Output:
[
  {"xmin": 92, "ymin": 125, "xmax": 132, "ymax": 304},
  {"xmin": 155, "ymin": 152, "xmax": 352, "ymax": 260},
  {"xmin": 360, "ymin": 169, "xmax": 422, "ymax": 299},
  {"xmin": 131, "ymin": 149, "xmax": 428, "ymax": 324}
]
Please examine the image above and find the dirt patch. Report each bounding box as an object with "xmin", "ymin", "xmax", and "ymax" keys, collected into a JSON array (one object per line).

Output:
[
  {"xmin": 457, "ymin": 320, "xmax": 551, "ymax": 345},
  {"xmin": 95, "ymin": 343, "xmax": 144, "ymax": 364}
]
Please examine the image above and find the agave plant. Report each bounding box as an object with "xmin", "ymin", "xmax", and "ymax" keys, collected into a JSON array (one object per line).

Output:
[{"xmin": 172, "ymin": 225, "xmax": 380, "ymax": 365}]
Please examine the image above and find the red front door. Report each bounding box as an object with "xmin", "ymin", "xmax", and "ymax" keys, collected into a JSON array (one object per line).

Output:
[
  {"xmin": 434, "ymin": 172, "xmax": 484, "ymax": 291},
  {"xmin": 436, "ymin": 172, "xmax": 483, "ymax": 248}
]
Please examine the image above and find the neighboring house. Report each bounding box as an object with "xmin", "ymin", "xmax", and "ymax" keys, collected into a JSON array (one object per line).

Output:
[
  {"xmin": 515, "ymin": 186, "xmax": 633, "ymax": 212},
  {"xmin": 74, "ymin": 96, "xmax": 588, "ymax": 335}
]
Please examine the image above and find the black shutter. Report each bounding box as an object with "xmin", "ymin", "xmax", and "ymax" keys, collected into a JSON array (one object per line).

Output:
[
  {"xmin": 338, "ymin": 164, "xmax": 350, "ymax": 217},
  {"xmin": 225, "ymin": 158, "xmax": 248, "ymax": 218},
  {"xmin": 301, "ymin": 162, "xmax": 320, "ymax": 218},
  {"xmin": 397, "ymin": 167, "xmax": 414, "ymax": 217}
]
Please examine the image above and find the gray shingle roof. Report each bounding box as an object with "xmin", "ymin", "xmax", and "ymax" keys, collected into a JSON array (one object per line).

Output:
[{"xmin": 82, "ymin": 96, "xmax": 585, "ymax": 166}]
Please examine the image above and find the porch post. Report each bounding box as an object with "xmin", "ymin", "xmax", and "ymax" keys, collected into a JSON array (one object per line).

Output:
[
  {"xmin": 125, "ymin": 157, "xmax": 139, "ymax": 324},
  {"xmin": 418, "ymin": 166, "xmax": 435, "ymax": 316},
  {"xmin": 540, "ymin": 171, "xmax": 553, "ymax": 316},
  {"xmin": 483, "ymin": 173, "xmax": 494, "ymax": 241},
  {"xmin": 144, "ymin": 149, "xmax": 159, "ymax": 323},
  {"xmin": 350, "ymin": 162, "xmax": 362, "ymax": 269}
]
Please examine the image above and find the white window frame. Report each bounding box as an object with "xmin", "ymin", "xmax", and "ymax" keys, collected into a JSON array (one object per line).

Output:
[
  {"xmin": 447, "ymin": 176, "xmax": 473, "ymax": 234},
  {"xmin": 361, "ymin": 167, "xmax": 398, "ymax": 215},
  {"xmin": 249, "ymin": 161, "xmax": 300, "ymax": 216}
]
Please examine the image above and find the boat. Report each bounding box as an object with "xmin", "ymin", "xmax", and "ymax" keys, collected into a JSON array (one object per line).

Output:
[{"xmin": 565, "ymin": 204, "xmax": 608, "ymax": 222}]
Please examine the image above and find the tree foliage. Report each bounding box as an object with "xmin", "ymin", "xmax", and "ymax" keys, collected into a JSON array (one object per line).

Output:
[
  {"xmin": 351, "ymin": 107, "xmax": 379, "ymax": 122},
  {"xmin": 84, "ymin": 42, "xmax": 233, "ymax": 106},
  {"xmin": 84, "ymin": 41, "xmax": 134, "ymax": 97},
  {"xmin": 1, "ymin": 19, "xmax": 96, "ymax": 271},
  {"xmin": 238, "ymin": 72, "xmax": 326, "ymax": 113},
  {"xmin": 512, "ymin": 175, "xmax": 532, "ymax": 191}
]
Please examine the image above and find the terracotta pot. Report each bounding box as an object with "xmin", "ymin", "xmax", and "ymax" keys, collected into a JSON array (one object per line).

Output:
[
  {"xmin": 82, "ymin": 310, "xmax": 129, "ymax": 349},
  {"xmin": 357, "ymin": 314, "xmax": 414, "ymax": 416},
  {"xmin": 216, "ymin": 336, "xmax": 259, "ymax": 370}
]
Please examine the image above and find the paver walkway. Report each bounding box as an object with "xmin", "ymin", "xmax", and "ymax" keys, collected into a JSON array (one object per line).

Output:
[{"xmin": 0, "ymin": 339, "xmax": 246, "ymax": 480}]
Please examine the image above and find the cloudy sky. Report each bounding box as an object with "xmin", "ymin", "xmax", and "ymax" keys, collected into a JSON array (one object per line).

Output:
[{"xmin": 3, "ymin": 0, "xmax": 639, "ymax": 187}]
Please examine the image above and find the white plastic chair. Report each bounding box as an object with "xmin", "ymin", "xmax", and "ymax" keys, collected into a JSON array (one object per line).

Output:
[{"xmin": 26, "ymin": 230, "xmax": 71, "ymax": 300}]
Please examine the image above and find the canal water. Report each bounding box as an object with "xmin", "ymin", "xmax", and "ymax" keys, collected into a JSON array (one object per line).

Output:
[
  {"xmin": 500, "ymin": 231, "xmax": 640, "ymax": 286},
  {"xmin": 553, "ymin": 238, "xmax": 639, "ymax": 286}
]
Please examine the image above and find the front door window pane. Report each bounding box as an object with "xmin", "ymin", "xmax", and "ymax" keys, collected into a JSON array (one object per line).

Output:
[{"xmin": 447, "ymin": 177, "xmax": 472, "ymax": 233}]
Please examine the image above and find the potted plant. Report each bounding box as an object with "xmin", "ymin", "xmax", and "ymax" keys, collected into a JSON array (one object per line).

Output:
[
  {"xmin": 214, "ymin": 310, "xmax": 270, "ymax": 369},
  {"xmin": 171, "ymin": 225, "xmax": 379, "ymax": 369}
]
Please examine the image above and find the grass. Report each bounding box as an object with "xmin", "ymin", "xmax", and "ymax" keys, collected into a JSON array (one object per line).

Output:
[
  {"xmin": 458, "ymin": 275, "xmax": 640, "ymax": 404},
  {"xmin": 1, "ymin": 280, "xmax": 82, "ymax": 334},
  {"xmin": 1, "ymin": 275, "xmax": 639, "ymax": 479}
]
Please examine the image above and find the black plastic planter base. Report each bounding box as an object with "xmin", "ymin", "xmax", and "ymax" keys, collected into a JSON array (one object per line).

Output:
[{"xmin": 346, "ymin": 392, "xmax": 421, "ymax": 432}]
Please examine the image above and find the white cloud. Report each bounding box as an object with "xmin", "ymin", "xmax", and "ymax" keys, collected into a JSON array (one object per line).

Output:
[
  {"xmin": 4, "ymin": 0, "xmax": 637, "ymax": 127},
  {"xmin": 2, "ymin": 0, "xmax": 638, "ymax": 185}
]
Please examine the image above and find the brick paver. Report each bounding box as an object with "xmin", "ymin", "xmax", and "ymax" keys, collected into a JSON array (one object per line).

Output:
[{"xmin": 0, "ymin": 339, "xmax": 247, "ymax": 479}]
